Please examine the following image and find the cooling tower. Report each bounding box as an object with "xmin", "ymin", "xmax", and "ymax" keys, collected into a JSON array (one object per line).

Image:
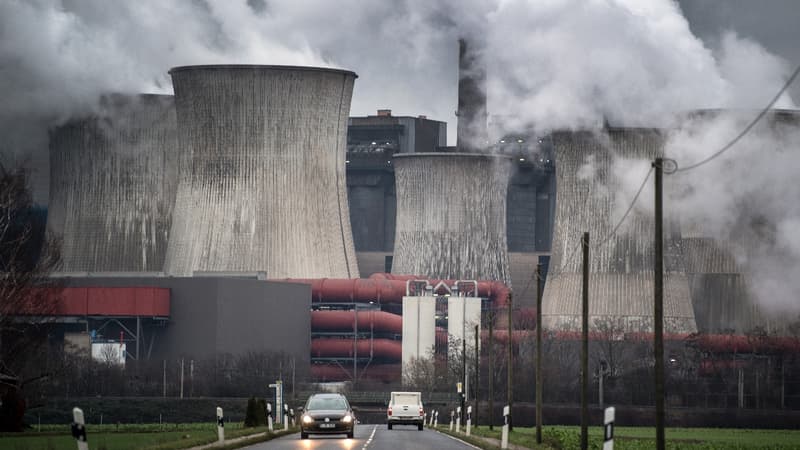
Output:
[
  {"xmin": 48, "ymin": 94, "xmax": 178, "ymax": 272},
  {"xmin": 541, "ymin": 129, "xmax": 697, "ymax": 334},
  {"xmin": 164, "ymin": 65, "xmax": 359, "ymax": 278},
  {"xmin": 391, "ymin": 153, "xmax": 511, "ymax": 284}
]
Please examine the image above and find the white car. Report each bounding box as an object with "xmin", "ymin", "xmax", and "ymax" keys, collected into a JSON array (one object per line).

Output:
[{"xmin": 386, "ymin": 391, "xmax": 424, "ymax": 430}]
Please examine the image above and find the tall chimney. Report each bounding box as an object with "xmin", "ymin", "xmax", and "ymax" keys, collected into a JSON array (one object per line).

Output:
[{"xmin": 456, "ymin": 38, "xmax": 488, "ymax": 153}]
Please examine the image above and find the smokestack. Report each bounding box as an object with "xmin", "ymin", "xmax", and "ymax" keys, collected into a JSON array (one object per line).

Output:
[
  {"xmin": 49, "ymin": 94, "xmax": 178, "ymax": 272},
  {"xmin": 164, "ymin": 65, "xmax": 359, "ymax": 278},
  {"xmin": 542, "ymin": 129, "xmax": 697, "ymax": 334},
  {"xmin": 456, "ymin": 38, "xmax": 488, "ymax": 153},
  {"xmin": 391, "ymin": 152, "xmax": 511, "ymax": 284}
]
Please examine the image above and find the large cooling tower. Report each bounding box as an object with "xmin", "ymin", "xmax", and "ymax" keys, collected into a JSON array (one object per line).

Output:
[
  {"xmin": 542, "ymin": 129, "xmax": 697, "ymax": 334},
  {"xmin": 49, "ymin": 94, "xmax": 178, "ymax": 272},
  {"xmin": 391, "ymin": 153, "xmax": 511, "ymax": 284},
  {"xmin": 164, "ymin": 65, "xmax": 359, "ymax": 278}
]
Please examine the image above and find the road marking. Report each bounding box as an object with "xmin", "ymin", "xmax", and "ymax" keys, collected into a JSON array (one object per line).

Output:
[
  {"xmin": 361, "ymin": 425, "xmax": 377, "ymax": 449},
  {"xmin": 436, "ymin": 430, "xmax": 483, "ymax": 450}
]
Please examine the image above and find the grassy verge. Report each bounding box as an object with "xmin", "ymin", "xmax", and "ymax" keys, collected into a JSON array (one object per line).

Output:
[
  {"xmin": 435, "ymin": 425, "xmax": 800, "ymax": 449},
  {"xmin": 0, "ymin": 423, "xmax": 297, "ymax": 450}
]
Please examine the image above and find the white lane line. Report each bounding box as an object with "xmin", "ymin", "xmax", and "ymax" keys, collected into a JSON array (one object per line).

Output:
[
  {"xmin": 361, "ymin": 425, "xmax": 377, "ymax": 449},
  {"xmin": 436, "ymin": 430, "xmax": 483, "ymax": 450}
]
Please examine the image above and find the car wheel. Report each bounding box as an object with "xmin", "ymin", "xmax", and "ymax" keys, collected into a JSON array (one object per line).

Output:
[
  {"xmin": 347, "ymin": 430, "xmax": 354, "ymax": 439},
  {"xmin": 301, "ymin": 431, "xmax": 309, "ymax": 439},
  {"xmin": 418, "ymin": 423, "xmax": 424, "ymax": 430},
  {"xmin": 387, "ymin": 423, "xmax": 393, "ymax": 430}
]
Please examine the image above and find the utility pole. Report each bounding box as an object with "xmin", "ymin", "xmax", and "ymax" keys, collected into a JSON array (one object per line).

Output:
[
  {"xmin": 489, "ymin": 312, "xmax": 494, "ymax": 430},
  {"xmin": 581, "ymin": 232, "xmax": 589, "ymax": 450},
  {"xmin": 507, "ymin": 290, "xmax": 513, "ymax": 431},
  {"xmin": 475, "ymin": 323, "xmax": 480, "ymax": 428},
  {"xmin": 535, "ymin": 263, "xmax": 543, "ymax": 444},
  {"xmin": 654, "ymin": 158, "xmax": 665, "ymax": 450}
]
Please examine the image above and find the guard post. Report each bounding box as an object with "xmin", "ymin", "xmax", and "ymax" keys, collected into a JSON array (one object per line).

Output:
[
  {"xmin": 284, "ymin": 403, "xmax": 289, "ymax": 430},
  {"xmin": 434, "ymin": 410, "xmax": 439, "ymax": 427},
  {"xmin": 501, "ymin": 405, "xmax": 510, "ymax": 449},
  {"xmin": 456, "ymin": 406, "xmax": 461, "ymax": 433},
  {"xmin": 216, "ymin": 407, "xmax": 225, "ymax": 443},
  {"xmin": 466, "ymin": 405, "xmax": 472, "ymax": 436},
  {"xmin": 71, "ymin": 407, "xmax": 88, "ymax": 450},
  {"xmin": 267, "ymin": 402, "xmax": 273, "ymax": 432},
  {"xmin": 604, "ymin": 406, "xmax": 615, "ymax": 450},
  {"xmin": 449, "ymin": 410, "xmax": 454, "ymax": 431}
]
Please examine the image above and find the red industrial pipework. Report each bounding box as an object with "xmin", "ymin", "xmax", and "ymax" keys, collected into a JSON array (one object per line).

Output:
[
  {"xmin": 311, "ymin": 310, "xmax": 402, "ymax": 334},
  {"xmin": 311, "ymin": 338, "xmax": 401, "ymax": 360},
  {"xmin": 283, "ymin": 274, "xmax": 511, "ymax": 307}
]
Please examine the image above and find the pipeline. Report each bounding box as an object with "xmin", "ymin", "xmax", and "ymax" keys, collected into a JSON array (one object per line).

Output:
[
  {"xmin": 311, "ymin": 310, "xmax": 401, "ymax": 334},
  {"xmin": 311, "ymin": 363, "xmax": 401, "ymax": 383},
  {"xmin": 283, "ymin": 274, "xmax": 511, "ymax": 307},
  {"xmin": 311, "ymin": 338, "xmax": 401, "ymax": 360}
]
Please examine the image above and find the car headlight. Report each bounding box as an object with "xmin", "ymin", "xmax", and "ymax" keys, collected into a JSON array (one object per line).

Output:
[
  {"xmin": 342, "ymin": 414, "xmax": 353, "ymax": 423},
  {"xmin": 302, "ymin": 415, "xmax": 314, "ymax": 424}
]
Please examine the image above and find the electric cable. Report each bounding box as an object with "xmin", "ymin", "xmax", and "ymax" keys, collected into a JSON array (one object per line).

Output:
[{"xmin": 675, "ymin": 63, "xmax": 800, "ymax": 173}]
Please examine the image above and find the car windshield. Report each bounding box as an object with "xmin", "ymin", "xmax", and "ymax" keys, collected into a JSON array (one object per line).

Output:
[{"xmin": 307, "ymin": 397, "xmax": 347, "ymax": 410}]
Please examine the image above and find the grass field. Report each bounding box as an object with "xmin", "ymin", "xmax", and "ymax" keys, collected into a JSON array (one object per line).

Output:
[
  {"xmin": 461, "ymin": 425, "xmax": 800, "ymax": 449},
  {"xmin": 0, "ymin": 423, "xmax": 287, "ymax": 450}
]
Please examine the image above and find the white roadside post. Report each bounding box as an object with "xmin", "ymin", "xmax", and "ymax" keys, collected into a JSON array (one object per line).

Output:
[
  {"xmin": 501, "ymin": 405, "xmax": 510, "ymax": 449},
  {"xmin": 434, "ymin": 410, "xmax": 439, "ymax": 427},
  {"xmin": 603, "ymin": 406, "xmax": 615, "ymax": 450},
  {"xmin": 424, "ymin": 412, "xmax": 428, "ymax": 427},
  {"xmin": 449, "ymin": 410, "xmax": 454, "ymax": 431},
  {"xmin": 71, "ymin": 407, "xmax": 88, "ymax": 450},
  {"xmin": 267, "ymin": 403, "xmax": 273, "ymax": 432},
  {"xmin": 466, "ymin": 405, "xmax": 472, "ymax": 436},
  {"xmin": 455, "ymin": 406, "xmax": 461, "ymax": 433},
  {"xmin": 284, "ymin": 403, "xmax": 289, "ymax": 430},
  {"xmin": 216, "ymin": 407, "xmax": 225, "ymax": 443},
  {"xmin": 429, "ymin": 410, "xmax": 434, "ymax": 427}
]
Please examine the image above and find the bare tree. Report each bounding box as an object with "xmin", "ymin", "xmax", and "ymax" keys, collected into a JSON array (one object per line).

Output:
[{"xmin": 0, "ymin": 164, "xmax": 61, "ymax": 431}]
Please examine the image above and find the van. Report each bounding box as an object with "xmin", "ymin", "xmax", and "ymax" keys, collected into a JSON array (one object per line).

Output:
[{"xmin": 386, "ymin": 391, "xmax": 424, "ymax": 430}]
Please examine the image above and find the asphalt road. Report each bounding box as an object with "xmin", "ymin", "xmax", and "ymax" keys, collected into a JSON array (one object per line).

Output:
[{"xmin": 241, "ymin": 425, "xmax": 478, "ymax": 450}]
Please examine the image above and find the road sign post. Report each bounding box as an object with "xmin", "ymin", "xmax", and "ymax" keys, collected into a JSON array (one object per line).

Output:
[{"xmin": 269, "ymin": 381, "xmax": 283, "ymax": 426}]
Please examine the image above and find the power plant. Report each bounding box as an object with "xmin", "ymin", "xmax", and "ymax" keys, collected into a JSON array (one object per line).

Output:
[
  {"xmin": 29, "ymin": 54, "xmax": 800, "ymax": 398},
  {"xmin": 164, "ymin": 65, "xmax": 359, "ymax": 279},
  {"xmin": 48, "ymin": 94, "xmax": 178, "ymax": 272}
]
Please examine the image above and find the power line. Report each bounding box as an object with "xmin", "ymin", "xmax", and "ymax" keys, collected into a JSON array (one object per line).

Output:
[{"xmin": 676, "ymin": 63, "xmax": 800, "ymax": 173}]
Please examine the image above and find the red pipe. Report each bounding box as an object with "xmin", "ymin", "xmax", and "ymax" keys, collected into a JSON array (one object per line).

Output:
[
  {"xmin": 311, "ymin": 310, "xmax": 401, "ymax": 334},
  {"xmin": 283, "ymin": 275, "xmax": 511, "ymax": 307},
  {"xmin": 311, "ymin": 338, "xmax": 401, "ymax": 360}
]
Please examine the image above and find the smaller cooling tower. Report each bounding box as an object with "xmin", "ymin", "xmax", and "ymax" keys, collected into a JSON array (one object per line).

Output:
[
  {"xmin": 49, "ymin": 94, "xmax": 178, "ymax": 272},
  {"xmin": 542, "ymin": 129, "xmax": 696, "ymax": 334},
  {"xmin": 391, "ymin": 153, "xmax": 512, "ymax": 284},
  {"xmin": 164, "ymin": 65, "xmax": 359, "ymax": 278}
]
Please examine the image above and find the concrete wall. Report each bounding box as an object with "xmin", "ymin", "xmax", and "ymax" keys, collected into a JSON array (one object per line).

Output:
[
  {"xmin": 392, "ymin": 153, "xmax": 512, "ymax": 284},
  {"xmin": 542, "ymin": 129, "xmax": 696, "ymax": 334},
  {"xmin": 49, "ymin": 94, "xmax": 178, "ymax": 272},
  {"xmin": 165, "ymin": 65, "xmax": 359, "ymax": 279},
  {"xmin": 60, "ymin": 276, "xmax": 311, "ymax": 370}
]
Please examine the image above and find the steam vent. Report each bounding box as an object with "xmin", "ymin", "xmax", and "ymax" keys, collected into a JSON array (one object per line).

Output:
[
  {"xmin": 49, "ymin": 94, "xmax": 178, "ymax": 272},
  {"xmin": 164, "ymin": 65, "xmax": 359, "ymax": 278},
  {"xmin": 391, "ymin": 152, "xmax": 512, "ymax": 284},
  {"xmin": 542, "ymin": 129, "xmax": 697, "ymax": 334}
]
